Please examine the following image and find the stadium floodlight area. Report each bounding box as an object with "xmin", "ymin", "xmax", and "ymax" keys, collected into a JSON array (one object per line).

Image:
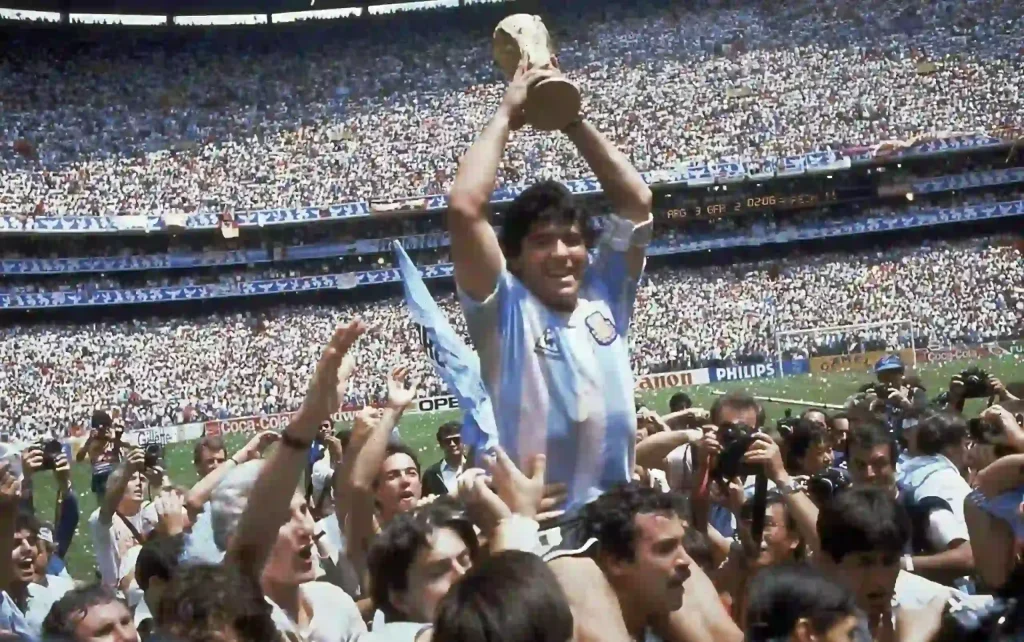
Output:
[
  {"xmin": 774, "ymin": 319, "xmax": 918, "ymax": 374},
  {"xmin": 175, "ymin": 13, "xmax": 267, "ymax": 25},
  {"xmin": 71, "ymin": 12, "xmax": 164, "ymax": 24},
  {"xmin": 0, "ymin": 7, "xmax": 59, "ymax": 20},
  {"xmin": 273, "ymin": 7, "xmax": 362, "ymax": 22}
]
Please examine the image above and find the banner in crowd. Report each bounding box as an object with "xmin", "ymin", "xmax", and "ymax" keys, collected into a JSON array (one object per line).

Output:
[
  {"xmin": 912, "ymin": 167, "xmax": 1024, "ymax": 196},
  {"xmin": 707, "ymin": 362, "xmax": 782, "ymax": 382},
  {"xmin": 0, "ymin": 134, "xmax": 1007, "ymax": 235},
  {"xmin": 914, "ymin": 339, "xmax": 1024, "ymax": 364},
  {"xmin": 6, "ymin": 197, "xmax": 1024, "ymax": 310},
  {"xmin": 635, "ymin": 368, "xmax": 711, "ymax": 391},
  {"xmin": 204, "ymin": 409, "xmax": 359, "ymax": 437},
  {"xmin": 810, "ymin": 348, "xmax": 917, "ymax": 373}
]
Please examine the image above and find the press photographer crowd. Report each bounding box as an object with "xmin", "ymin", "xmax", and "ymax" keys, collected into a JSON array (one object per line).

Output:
[{"xmin": 2, "ymin": 0, "xmax": 1024, "ymax": 639}]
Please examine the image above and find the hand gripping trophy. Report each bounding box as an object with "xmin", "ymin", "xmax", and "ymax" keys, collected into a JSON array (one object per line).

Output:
[{"xmin": 493, "ymin": 14, "xmax": 582, "ymax": 131}]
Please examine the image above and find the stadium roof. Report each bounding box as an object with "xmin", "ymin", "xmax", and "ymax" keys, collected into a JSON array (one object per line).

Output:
[{"xmin": 1, "ymin": 0, "xmax": 494, "ymax": 18}]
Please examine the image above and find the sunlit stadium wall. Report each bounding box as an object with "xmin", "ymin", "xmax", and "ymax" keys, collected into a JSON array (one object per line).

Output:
[{"xmin": 0, "ymin": 0, "xmax": 509, "ymax": 25}]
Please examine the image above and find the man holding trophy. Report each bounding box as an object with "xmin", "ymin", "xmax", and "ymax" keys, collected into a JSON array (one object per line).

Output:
[{"xmin": 444, "ymin": 14, "xmax": 740, "ymax": 642}]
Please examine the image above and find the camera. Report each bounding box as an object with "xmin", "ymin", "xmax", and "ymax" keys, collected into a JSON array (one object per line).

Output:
[
  {"xmin": 936, "ymin": 596, "xmax": 1020, "ymax": 642},
  {"xmin": 776, "ymin": 409, "xmax": 799, "ymax": 440},
  {"xmin": 713, "ymin": 422, "xmax": 757, "ymax": 479},
  {"xmin": 37, "ymin": 439, "xmax": 64, "ymax": 471},
  {"xmin": 969, "ymin": 409, "xmax": 1024, "ymax": 447},
  {"xmin": 959, "ymin": 367, "xmax": 991, "ymax": 399},
  {"xmin": 144, "ymin": 443, "xmax": 164, "ymax": 469},
  {"xmin": 806, "ymin": 467, "xmax": 853, "ymax": 506}
]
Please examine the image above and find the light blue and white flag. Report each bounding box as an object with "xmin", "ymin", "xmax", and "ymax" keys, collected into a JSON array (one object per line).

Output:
[{"xmin": 392, "ymin": 241, "xmax": 498, "ymax": 454}]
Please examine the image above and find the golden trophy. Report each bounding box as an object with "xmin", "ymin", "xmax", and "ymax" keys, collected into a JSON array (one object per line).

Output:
[{"xmin": 493, "ymin": 14, "xmax": 581, "ymax": 131}]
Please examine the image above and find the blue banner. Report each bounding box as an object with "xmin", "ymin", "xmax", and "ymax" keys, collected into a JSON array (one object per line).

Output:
[
  {"xmin": 0, "ymin": 134, "xmax": 1008, "ymax": 235},
  {"xmin": 3, "ymin": 198, "xmax": 1022, "ymax": 310}
]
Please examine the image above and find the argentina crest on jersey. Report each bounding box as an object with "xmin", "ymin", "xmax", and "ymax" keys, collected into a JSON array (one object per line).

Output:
[{"xmin": 585, "ymin": 311, "xmax": 617, "ymax": 346}]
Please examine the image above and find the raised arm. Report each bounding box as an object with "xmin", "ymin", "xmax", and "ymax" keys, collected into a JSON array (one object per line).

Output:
[
  {"xmin": 184, "ymin": 431, "xmax": 279, "ymax": 515},
  {"xmin": 562, "ymin": 118, "xmax": 653, "ymax": 279},
  {"xmin": 0, "ymin": 465, "xmax": 21, "ymax": 593},
  {"xmin": 228, "ymin": 321, "xmax": 363, "ymax": 575},
  {"xmin": 342, "ymin": 369, "xmax": 417, "ymax": 583},
  {"xmin": 447, "ymin": 63, "xmax": 556, "ymax": 302}
]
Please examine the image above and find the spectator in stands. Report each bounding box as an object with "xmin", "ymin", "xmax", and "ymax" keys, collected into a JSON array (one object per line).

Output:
[{"xmin": 422, "ymin": 421, "xmax": 464, "ymax": 497}]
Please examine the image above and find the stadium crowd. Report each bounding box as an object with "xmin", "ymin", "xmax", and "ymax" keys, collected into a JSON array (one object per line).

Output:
[
  {"xmin": 2, "ymin": 239, "xmax": 1021, "ymax": 440},
  {"xmin": 1, "ymin": 0, "xmax": 1022, "ymax": 215},
  {"xmin": 1, "ymin": 2, "xmax": 1024, "ymax": 641},
  {"xmin": 2, "ymin": 320, "xmax": 1023, "ymax": 642}
]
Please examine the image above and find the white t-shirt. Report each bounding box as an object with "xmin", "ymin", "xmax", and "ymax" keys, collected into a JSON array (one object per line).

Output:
[
  {"xmin": 267, "ymin": 581, "xmax": 366, "ymax": 642},
  {"xmin": 893, "ymin": 571, "xmax": 991, "ymax": 610},
  {"xmin": 362, "ymin": 622, "xmax": 431, "ymax": 642},
  {"xmin": 25, "ymin": 575, "xmax": 76, "ymax": 634},
  {"xmin": 89, "ymin": 505, "xmax": 158, "ymax": 589}
]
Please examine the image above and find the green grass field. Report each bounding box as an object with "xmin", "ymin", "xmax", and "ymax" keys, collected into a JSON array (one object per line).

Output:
[{"xmin": 35, "ymin": 354, "xmax": 1022, "ymax": 579}]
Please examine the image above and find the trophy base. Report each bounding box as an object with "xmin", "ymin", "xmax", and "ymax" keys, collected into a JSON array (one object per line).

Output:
[{"xmin": 524, "ymin": 77, "xmax": 581, "ymax": 131}]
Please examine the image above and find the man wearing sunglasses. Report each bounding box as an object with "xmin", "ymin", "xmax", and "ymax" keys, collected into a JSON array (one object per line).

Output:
[{"xmin": 423, "ymin": 422, "xmax": 465, "ymax": 497}]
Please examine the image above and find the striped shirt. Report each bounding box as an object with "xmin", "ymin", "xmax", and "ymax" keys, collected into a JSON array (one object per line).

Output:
[{"xmin": 460, "ymin": 238, "xmax": 641, "ymax": 511}]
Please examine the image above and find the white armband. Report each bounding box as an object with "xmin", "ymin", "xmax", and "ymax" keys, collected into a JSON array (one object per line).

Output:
[{"xmin": 602, "ymin": 214, "xmax": 654, "ymax": 251}]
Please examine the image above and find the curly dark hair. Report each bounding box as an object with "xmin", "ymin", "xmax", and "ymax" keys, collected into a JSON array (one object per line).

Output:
[
  {"xmin": 42, "ymin": 584, "xmax": 126, "ymax": 642},
  {"xmin": 154, "ymin": 564, "xmax": 279, "ymax": 642},
  {"xmin": 501, "ymin": 179, "xmax": 592, "ymax": 258},
  {"xmin": 367, "ymin": 495, "xmax": 479, "ymax": 622},
  {"xmin": 582, "ymin": 482, "xmax": 686, "ymax": 562}
]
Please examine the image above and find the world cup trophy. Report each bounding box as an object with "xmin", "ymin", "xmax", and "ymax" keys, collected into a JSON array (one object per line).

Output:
[{"xmin": 493, "ymin": 14, "xmax": 581, "ymax": 131}]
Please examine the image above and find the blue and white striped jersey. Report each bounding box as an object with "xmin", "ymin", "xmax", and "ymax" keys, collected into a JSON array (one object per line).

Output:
[{"xmin": 459, "ymin": 241, "xmax": 641, "ymax": 511}]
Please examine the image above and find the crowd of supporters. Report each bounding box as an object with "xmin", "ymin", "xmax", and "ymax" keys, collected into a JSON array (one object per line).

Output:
[
  {"xmin": 2, "ymin": 238, "xmax": 1021, "ymax": 440},
  {"xmin": 1, "ymin": 0, "xmax": 1022, "ymax": 215},
  {"xmin": 3, "ymin": 331, "xmax": 1023, "ymax": 642}
]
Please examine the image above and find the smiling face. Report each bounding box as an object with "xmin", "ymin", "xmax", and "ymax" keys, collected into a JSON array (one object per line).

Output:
[
  {"xmin": 508, "ymin": 221, "xmax": 589, "ymax": 312},
  {"xmin": 261, "ymin": 492, "xmax": 317, "ymax": 587}
]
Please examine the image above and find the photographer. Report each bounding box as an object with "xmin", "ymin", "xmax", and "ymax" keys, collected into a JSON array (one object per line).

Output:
[
  {"xmin": 945, "ymin": 370, "xmax": 1017, "ymax": 416},
  {"xmin": 76, "ymin": 410, "xmax": 125, "ymax": 499},
  {"xmin": 897, "ymin": 412, "xmax": 975, "ymax": 586},
  {"xmin": 89, "ymin": 449, "xmax": 162, "ymax": 591},
  {"xmin": 18, "ymin": 444, "xmax": 78, "ymax": 578},
  {"xmin": 864, "ymin": 355, "xmax": 929, "ymax": 438}
]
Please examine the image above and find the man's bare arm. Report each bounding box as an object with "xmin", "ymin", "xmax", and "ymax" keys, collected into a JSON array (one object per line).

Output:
[
  {"xmin": 563, "ymin": 120, "xmax": 653, "ymax": 278},
  {"xmin": 447, "ymin": 65, "xmax": 556, "ymax": 302}
]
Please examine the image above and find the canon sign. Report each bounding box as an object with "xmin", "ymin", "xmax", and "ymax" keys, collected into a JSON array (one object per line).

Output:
[
  {"xmin": 635, "ymin": 368, "xmax": 711, "ymax": 391},
  {"xmin": 709, "ymin": 363, "xmax": 777, "ymax": 382}
]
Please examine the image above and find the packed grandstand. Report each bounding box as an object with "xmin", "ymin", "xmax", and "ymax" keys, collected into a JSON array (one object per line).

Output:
[{"xmin": 1, "ymin": 0, "xmax": 1023, "ymax": 443}]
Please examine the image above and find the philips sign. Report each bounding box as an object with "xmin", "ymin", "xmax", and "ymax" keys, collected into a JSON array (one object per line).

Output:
[{"xmin": 709, "ymin": 363, "xmax": 778, "ymax": 382}]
